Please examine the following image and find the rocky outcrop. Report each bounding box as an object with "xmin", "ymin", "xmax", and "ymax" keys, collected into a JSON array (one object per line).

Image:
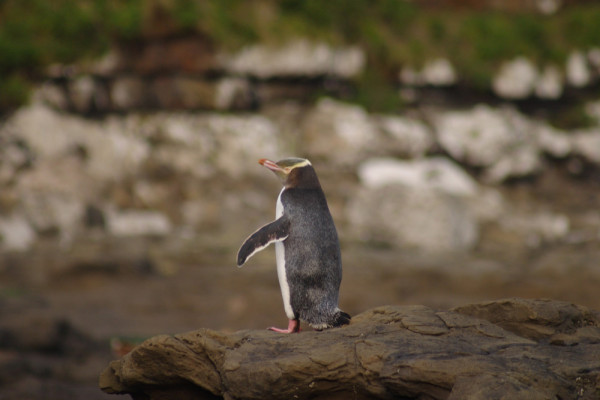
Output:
[
  {"xmin": 2, "ymin": 98, "xmax": 600, "ymax": 252},
  {"xmin": 100, "ymin": 298, "xmax": 600, "ymax": 400}
]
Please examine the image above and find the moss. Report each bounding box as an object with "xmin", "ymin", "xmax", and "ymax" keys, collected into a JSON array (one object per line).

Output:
[{"xmin": 0, "ymin": 74, "xmax": 31, "ymax": 110}]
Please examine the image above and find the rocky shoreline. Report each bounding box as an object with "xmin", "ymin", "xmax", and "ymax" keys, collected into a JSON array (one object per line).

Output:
[{"xmin": 99, "ymin": 298, "xmax": 600, "ymax": 400}]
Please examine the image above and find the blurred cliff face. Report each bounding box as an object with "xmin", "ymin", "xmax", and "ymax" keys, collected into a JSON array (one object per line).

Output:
[
  {"xmin": 1, "ymin": 95, "xmax": 598, "ymax": 254},
  {"xmin": 1, "ymin": 1, "xmax": 600, "ymax": 255}
]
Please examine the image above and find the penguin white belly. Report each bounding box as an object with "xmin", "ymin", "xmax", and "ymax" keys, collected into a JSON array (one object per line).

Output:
[{"xmin": 275, "ymin": 188, "xmax": 295, "ymax": 320}]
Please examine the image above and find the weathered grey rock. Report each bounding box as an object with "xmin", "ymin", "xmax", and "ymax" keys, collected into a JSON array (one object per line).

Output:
[
  {"xmin": 433, "ymin": 105, "xmax": 543, "ymax": 182},
  {"xmin": 69, "ymin": 75, "xmax": 96, "ymax": 113},
  {"xmin": 302, "ymin": 98, "xmax": 378, "ymax": 165},
  {"xmin": 221, "ymin": 40, "xmax": 365, "ymax": 79},
  {"xmin": 500, "ymin": 211, "xmax": 570, "ymax": 247},
  {"xmin": 7, "ymin": 103, "xmax": 150, "ymax": 184},
  {"xmin": 399, "ymin": 59, "xmax": 456, "ymax": 87},
  {"xmin": 589, "ymin": 48, "xmax": 600, "ymax": 71},
  {"xmin": 357, "ymin": 157, "xmax": 478, "ymax": 197},
  {"xmin": 205, "ymin": 114, "xmax": 285, "ymax": 179},
  {"xmin": 566, "ymin": 51, "xmax": 591, "ymax": 88},
  {"xmin": 32, "ymin": 82, "xmax": 70, "ymax": 110},
  {"xmin": 421, "ymin": 58, "xmax": 457, "ymax": 86},
  {"xmin": 535, "ymin": 65, "xmax": 563, "ymax": 99},
  {"xmin": 0, "ymin": 214, "xmax": 36, "ymax": 251},
  {"xmin": 492, "ymin": 57, "xmax": 538, "ymax": 99},
  {"xmin": 99, "ymin": 298, "xmax": 600, "ymax": 400},
  {"xmin": 483, "ymin": 143, "xmax": 541, "ymax": 183},
  {"xmin": 111, "ymin": 76, "xmax": 148, "ymax": 110},
  {"xmin": 399, "ymin": 65, "xmax": 422, "ymax": 85},
  {"xmin": 347, "ymin": 184, "xmax": 478, "ymax": 252},
  {"xmin": 373, "ymin": 115, "xmax": 434, "ymax": 158},
  {"xmin": 536, "ymin": 0, "xmax": 562, "ymax": 14},
  {"xmin": 215, "ymin": 78, "xmax": 252, "ymax": 110},
  {"xmin": 105, "ymin": 209, "xmax": 172, "ymax": 237},
  {"xmin": 585, "ymin": 101, "xmax": 600, "ymax": 126},
  {"xmin": 572, "ymin": 129, "xmax": 600, "ymax": 164},
  {"xmin": 536, "ymin": 123, "xmax": 572, "ymax": 158}
]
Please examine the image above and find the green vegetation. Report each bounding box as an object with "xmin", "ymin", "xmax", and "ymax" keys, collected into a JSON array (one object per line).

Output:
[{"xmin": 1, "ymin": 0, "xmax": 600, "ymax": 111}]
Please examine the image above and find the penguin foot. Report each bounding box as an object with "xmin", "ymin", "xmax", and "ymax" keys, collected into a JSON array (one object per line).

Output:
[{"xmin": 268, "ymin": 319, "xmax": 301, "ymax": 333}]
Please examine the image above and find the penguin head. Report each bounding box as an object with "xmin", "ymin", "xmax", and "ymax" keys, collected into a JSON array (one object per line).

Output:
[{"xmin": 259, "ymin": 158, "xmax": 321, "ymax": 189}]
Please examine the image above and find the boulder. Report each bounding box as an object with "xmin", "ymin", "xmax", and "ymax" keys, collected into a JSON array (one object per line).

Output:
[
  {"xmin": 99, "ymin": 298, "xmax": 600, "ymax": 400},
  {"xmin": 566, "ymin": 51, "xmax": 591, "ymax": 88},
  {"xmin": 356, "ymin": 157, "xmax": 478, "ymax": 197},
  {"xmin": 111, "ymin": 76, "xmax": 149, "ymax": 110},
  {"xmin": 433, "ymin": 105, "xmax": 544, "ymax": 182},
  {"xmin": 347, "ymin": 157, "xmax": 486, "ymax": 251},
  {"xmin": 492, "ymin": 57, "xmax": 538, "ymax": 99},
  {"xmin": 346, "ymin": 184, "xmax": 479, "ymax": 252},
  {"xmin": 302, "ymin": 98, "xmax": 379, "ymax": 165},
  {"xmin": 398, "ymin": 58, "xmax": 457, "ymax": 87},
  {"xmin": 421, "ymin": 58, "xmax": 457, "ymax": 86},
  {"xmin": 572, "ymin": 129, "xmax": 600, "ymax": 164},
  {"xmin": 220, "ymin": 39, "xmax": 365, "ymax": 79},
  {"xmin": 535, "ymin": 65, "xmax": 563, "ymax": 99},
  {"xmin": 0, "ymin": 214, "xmax": 36, "ymax": 251},
  {"xmin": 373, "ymin": 115, "xmax": 434, "ymax": 158},
  {"xmin": 105, "ymin": 209, "xmax": 172, "ymax": 237}
]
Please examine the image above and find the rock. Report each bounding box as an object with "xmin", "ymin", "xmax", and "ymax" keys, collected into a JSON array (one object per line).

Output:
[
  {"xmin": 215, "ymin": 78, "xmax": 253, "ymax": 110},
  {"xmin": 105, "ymin": 209, "xmax": 172, "ymax": 237},
  {"xmin": 302, "ymin": 98, "xmax": 378, "ymax": 165},
  {"xmin": 433, "ymin": 105, "xmax": 543, "ymax": 182},
  {"xmin": 399, "ymin": 65, "xmax": 422, "ymax": 86},
  {"xmin": 492, "ymin": 57, "xmax": 538, "ymax": 99},
  {"xmin": 357, "ymin": 157, "xmax": 478, "ymax": 197},
  {"xmin": 536, "ymin": 0, "xmax": 562, "ymax": 15},
  {"xmin": 500, "ymin": 211, "xmax": 570, "ymax": 247},
  {"xmin": 572, "ymin": 129, "xmax": 600, "ymax": 164},
  {"xmin": 421, "ymin": 58, "xmax": 457, "ymax": 86},
  {"xmin": 589, "ymin": 48, "xmax": 600, "ymax": 71},
  {"xmin": 221, "ymin": 39, "xmax": 365, "ymax": 79},
  {"xmin": 347, "ymin": 184, "xmax": 478, "ymax": 252},
  {"xmin": 536, "ymin": 123, "xmax": 571, "ymax": 158},
  {"xmin": 399, "ymin": 59, "xmax": 456, "ymax": 87},
  {"xmin": 68, "ymin": 75, "xmax": 96, "ymax": 113},
  {"xmin": 99, "ymin": 298, "xmax": 600, "ymax": 400},
  {"xmin": 0, "ymin": 214, "xmax": 36, "ymax": 251},
  {"xmin": 32, "ymin": 82, "xmax": 69, "ymax": 110},
  {"xmin": 205, "ymin": 114, "xmax": 284, "ymax": 179},
  {"xmin": 111, "ymin": 77, "xmax": 148, "ymax": 110},
  {"xmin": 535, "ymin": 65, "xmax": 563, "ymax": 99},
  {"xmin": 483, "ymin": 143, "xmax": 541, "ymax": 183},
  {"xmin": 373, "ymin": 115, "xmax": 434, "ymax": 158},
  {"xmin": 566, "ymin": 51, "xmax": 591, "ymax": 88},
  {"xmin": 585, "ymin": 101, "xmax": 600, "ymax": 126},
  {"xmin": 434, "ymin": 105, "xmax": 512, "ymax": 168}
]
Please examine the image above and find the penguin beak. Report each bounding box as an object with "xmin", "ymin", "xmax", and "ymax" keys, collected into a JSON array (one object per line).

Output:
[{"xmin": 259, "ymin": 158, "xmax": 289, "ymax": 179}]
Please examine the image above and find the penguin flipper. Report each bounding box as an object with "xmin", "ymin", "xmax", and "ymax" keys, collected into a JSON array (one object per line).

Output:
[{"xmin": 237, "ymin": 216, "xmax": 290, "ymax": 267}]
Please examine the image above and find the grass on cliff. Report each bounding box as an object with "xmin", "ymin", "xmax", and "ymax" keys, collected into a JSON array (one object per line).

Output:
[{"xmin": 1, "ymin": 0, "xmax": 600, "ymax": 111}]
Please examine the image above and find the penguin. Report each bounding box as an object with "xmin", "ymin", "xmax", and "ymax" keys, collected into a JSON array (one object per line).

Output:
[{"xmin": 237, "ymin": 157, "xmax": 351, "ymax": 333}]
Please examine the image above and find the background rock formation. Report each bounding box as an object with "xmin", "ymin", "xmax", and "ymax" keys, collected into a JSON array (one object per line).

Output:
[{"xmin": 100, "ymin": 298, "xmax": 600, "ymax": 400}]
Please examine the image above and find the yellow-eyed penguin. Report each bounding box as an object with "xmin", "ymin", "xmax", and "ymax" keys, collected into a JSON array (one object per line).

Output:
[{"xmin": 237, "ymin": 158, "xmax": 350, "ymax": 333}]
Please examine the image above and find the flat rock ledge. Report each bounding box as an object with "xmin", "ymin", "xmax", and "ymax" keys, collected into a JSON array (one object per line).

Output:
[{"xmin": 99, "ymin": 298, "xmax": 600, "ymax": 400}]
